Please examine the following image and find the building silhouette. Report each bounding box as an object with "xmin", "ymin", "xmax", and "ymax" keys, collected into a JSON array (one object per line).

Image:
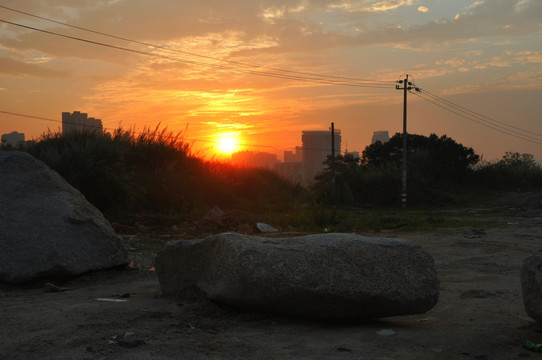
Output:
[
  {"xmin": 277, "ymin": 146, "xmax": 303, "ymax": 183},
  {"xmin": 372, "ymin": 131, "xmax": 389, "ymax": 144},
  {"xmin": 231, "ymin": 150, "xmax": 280, "ymax": 169},
  {"xmin": 302, "ymin": 129, "xmax": 341, "ymax": 181},
  {"xmin": 1, "ymin": 131, "xmax": 25, "ymax": 147},
  {"xmin": 284, "ymin": 146, "xmax": 303, "ymax": 163},
  {"xmin": 62, "ymin": 111, "xmax": 103, "ymax": 134},
  {"xmin": 344, "ymin": 150, "xmax": 360, "ymax": 160}
]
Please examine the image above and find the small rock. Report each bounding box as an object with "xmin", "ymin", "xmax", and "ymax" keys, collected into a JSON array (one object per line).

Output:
[
  {"xmin": 44, "ymin": 282, "xmax": 73, "ymax": 293},
  {"xmin": 113, "ymin": 332, "xmax": 145, "ymax": 348},
  {"xmin": 376, "ymin": 329, "xmax": 395, "ymax": 336},
  {"xmin": 256, "ymin": 222, "xmax": 278, "ymax": 233},
  {"xmin": 201, "ymin": 206, "xmax": 224, "ymax": 221},
  {"xmin": 118, "ymin": 336, "xmax": 145, "ymax": 348}
]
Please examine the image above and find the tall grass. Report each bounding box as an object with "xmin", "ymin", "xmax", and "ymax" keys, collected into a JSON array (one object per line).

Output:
[
  {"xmin": 13, "ymin": 128, "xmax": 542, "ymax": 232},
  {"xmin": 21, "ymin": 127, "xmax": 304, "ymax": 219}
]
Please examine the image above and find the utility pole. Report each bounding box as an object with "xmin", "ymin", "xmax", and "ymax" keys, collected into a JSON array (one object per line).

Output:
[
  {"xmin": 330, "ymin": 122, "xmax": 336, "ymax": 203},
  {"xmin": 396, "ymin": 75, "xmax": 420, "ymax": 208},
  {"xmin": 331, "ymin": 122, "xmax": 336, "ymax": 183}
]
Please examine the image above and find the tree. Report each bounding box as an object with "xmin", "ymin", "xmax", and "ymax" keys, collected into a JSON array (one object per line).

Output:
[
  {"xmin": 498, "ymin": 152, "xmax": 537, "ymax": 169},
  {"xmin": 312, "ymin": 133, "xmax": 481, "ymax": 206},
  {"xmin": 362, "ymin": 133, "xmax": 479, "ymax": 185}
]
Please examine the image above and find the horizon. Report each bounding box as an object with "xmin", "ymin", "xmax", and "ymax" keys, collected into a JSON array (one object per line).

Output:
[{"xmin": 1, "ymin": 1, "xmax": 541, "ymax": 162}]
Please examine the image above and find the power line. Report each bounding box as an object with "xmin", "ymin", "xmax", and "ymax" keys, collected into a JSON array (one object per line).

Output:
[
  {"xmin": 0, "ymin": 110, "xmax": 294, "ymax": 151},
  {"xmin": 1, "ymin": 110, "xmax": 355, "ymax": 154},
  {"xmin": 421, "ymin": 89, "xmax": 542, "ymax": 138},
  {"xmin": 415, "ymin": 90, "xmax": 542, "ymax": 143},
  {"xmin": 2, "ymin": 6, "xmax": 540, "ymax": 148},
  {"xmin": 0, "ymin": 18, "xmax": 392, "ymax": 89},
  {"xmin": 0, "ymin": 12, "xmax": 392, "ymax": 89},
  {"xmin": 0, "ymin": 5, "xmax": 394, "ymax": 87},
  {"xmin": 413, "ymin": 91, "xmax": 542, "ymax": 145}
]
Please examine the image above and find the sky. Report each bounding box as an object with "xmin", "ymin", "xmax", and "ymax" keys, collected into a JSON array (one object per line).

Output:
[{"xmin": 1, "ymin": 0, "xmax": 541, "ymax": 161}]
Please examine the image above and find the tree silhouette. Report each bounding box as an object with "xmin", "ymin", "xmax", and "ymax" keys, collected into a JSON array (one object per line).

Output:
[
  {"xmin": 362, "ymin": 133, "xmax": 479, "ymax": 184},
  {"xmin": 313, "ymin": 133, "xmax": 481, "ymax": 205}
]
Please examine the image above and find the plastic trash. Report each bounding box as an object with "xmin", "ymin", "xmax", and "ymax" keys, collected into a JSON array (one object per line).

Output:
[
  {"xmin": 95, "ymin": 298, "xmax": 128, "ymax": 302},
  {"xmin": 523, "ymin": 340, "xmax": 542, "ymax": 352}
]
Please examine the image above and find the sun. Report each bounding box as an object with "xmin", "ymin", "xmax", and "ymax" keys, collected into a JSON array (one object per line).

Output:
[{"xmin": 215, "ymin": 133, "xmax": 241, "ymax": 155}]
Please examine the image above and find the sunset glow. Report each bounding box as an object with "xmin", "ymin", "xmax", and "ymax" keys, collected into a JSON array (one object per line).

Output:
[
  {"xmin": 215, "ymin": 133, "xmax": 241, "ymax": 156},
  {"xmin": 0, "ymin": 1, "xmax": 541, "ymax": 161}
]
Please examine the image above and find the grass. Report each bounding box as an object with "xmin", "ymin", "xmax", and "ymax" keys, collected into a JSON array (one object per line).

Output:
[
  {"xmin": 5, "ymin": 127, "xmax": 535, "ymax": 236},
  {"xmin": 18, "ymin": 127, "xmax": 306, "ymax": 221},
  {"xmin": 336, "ymin": 209, "xmax": 499, "ymax": 233}
]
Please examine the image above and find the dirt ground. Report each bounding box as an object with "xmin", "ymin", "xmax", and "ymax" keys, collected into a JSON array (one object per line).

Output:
[{"xmin": 2, "ymin": 195, "xmax": 542, "ymax": 359}]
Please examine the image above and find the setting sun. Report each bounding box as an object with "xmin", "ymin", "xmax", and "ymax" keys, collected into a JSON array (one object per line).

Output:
[{"xmin": 215, "ymin": 133, "xmax": 241, "ymax": 155}]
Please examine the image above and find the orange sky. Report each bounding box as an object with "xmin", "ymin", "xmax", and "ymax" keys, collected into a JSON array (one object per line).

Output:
[{"xmin": 1, "ymin": 1, "xmax": 541, "ymax": 161}]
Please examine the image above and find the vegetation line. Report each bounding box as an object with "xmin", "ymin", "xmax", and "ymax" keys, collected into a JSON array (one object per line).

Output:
[{"xmin": 2, "ymin": 128, "xmax": 541, "ymax": 233}]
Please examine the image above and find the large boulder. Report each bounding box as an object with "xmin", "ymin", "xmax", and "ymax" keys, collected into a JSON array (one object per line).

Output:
[
  {"xmin": 521, "ymin": 249, "xmax": 542, "ymax": 323},
  {"xmin": 155, "ymin": 232, "xmax": 439, "ymax": 319},
  {"xmin": 0, "ymin": 151, "xmax": 129, "ymax": 283}
]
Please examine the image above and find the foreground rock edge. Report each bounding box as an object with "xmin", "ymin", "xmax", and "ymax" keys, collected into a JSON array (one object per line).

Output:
[
  {"xmin": 0, "ymin": 151, "xmax": 129, "ymax": 283},
  {"xmin": 521, "ymin": 248, "xmax": 542, "ymax": 323},
  {"xmin": 155, "ymin": 232, "xmax": 439, "ymax": 320}
]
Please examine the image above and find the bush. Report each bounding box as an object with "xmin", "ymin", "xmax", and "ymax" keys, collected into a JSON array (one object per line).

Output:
[
  {"xmin": 472, "ymin": 152, "xmax": 542, "ymax": 190},
  {"xmin": 22, "ymin": 127, "xmax": 302, "ymax": 218},
  {"xmin": 24, "ymin": 130, "xmax": 133, "ymax": 214}
]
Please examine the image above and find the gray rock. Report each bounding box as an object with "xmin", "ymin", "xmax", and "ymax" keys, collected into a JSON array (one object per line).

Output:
[
  {"xmin": 521, "ymin": 249, "xmax": 542, "ymax": 322},
  {"xmin": 155, "ymin": 232, "xmax": 439, "ymax": 319},
  {"xmin": 256, "ymin": 222, "xmax": 278, "ymax": 233},
  {"xmin": 0, "ymin": 151, "xmax": 129, "ymax": 283}
]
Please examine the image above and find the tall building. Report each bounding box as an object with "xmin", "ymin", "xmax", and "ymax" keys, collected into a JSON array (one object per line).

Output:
[
  {"xmin": 1, "ymin": 131, "xmax": 25, "ymax": 147},
  {"xmin": 302, "ymin": 129, "xmax": 341, "ymax": 181},
  {"xmin": 62, "ymin": 111, "xmax": 103, "ymax": 134},
  {"xmin": 372, "ymin": 131, "xmax": 389, "ymax": 144}
]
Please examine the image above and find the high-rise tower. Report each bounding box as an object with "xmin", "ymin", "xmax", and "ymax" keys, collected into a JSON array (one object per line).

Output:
[{"xmin": 301, "ymin": 129, "xmax": 341, "ymax": 181}]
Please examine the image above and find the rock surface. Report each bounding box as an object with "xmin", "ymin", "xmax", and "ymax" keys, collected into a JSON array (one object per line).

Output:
[
  {"xmin": 521, "ymin": 249, "xmax": 542, "ymax": 323},
  {"xmin": 0, "ymin": 151, "xmax": 129, "ymax": 283},
  {"xmin": 155, "ymin": 232, "xmax": 439, "ymax": 319}
]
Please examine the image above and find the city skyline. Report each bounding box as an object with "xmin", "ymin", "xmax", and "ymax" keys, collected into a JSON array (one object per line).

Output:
[{"xmin": 1, "ymin": 1, "xmax": 541, "ymax": 161}]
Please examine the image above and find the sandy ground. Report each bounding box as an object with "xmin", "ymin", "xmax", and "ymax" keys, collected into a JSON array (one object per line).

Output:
[{"xmin": 2, "ymin": 198, "xmax": 542, "ymax": 359}]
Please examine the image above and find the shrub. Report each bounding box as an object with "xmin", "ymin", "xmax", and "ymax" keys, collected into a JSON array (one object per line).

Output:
[
  {"xmin": 472, "ymin": 152, "xmax": 542, "ymax": 190},
  {"xmin": 21, "ymin": 127, "xmax": 302, "ymax": 218}
]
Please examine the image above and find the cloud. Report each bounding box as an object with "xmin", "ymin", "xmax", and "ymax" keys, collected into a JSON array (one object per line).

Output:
[
  {"xmin": 2, "ymin": 0, "xmax": 539, "ymax": 65},
  {"xmin": 417, "ymin": 6, "xmax": 428, "ymax": 13},
  {"xmin": 0, "ymin": 57, "xmax": 70, "ymax": 78},
  {"xmin": 2, "ymin": 0, "xmax": 541, "ymax": 136},
  {"xmin": 361, "ymin": 0, "xmax": 419, "ymax": 12}
]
